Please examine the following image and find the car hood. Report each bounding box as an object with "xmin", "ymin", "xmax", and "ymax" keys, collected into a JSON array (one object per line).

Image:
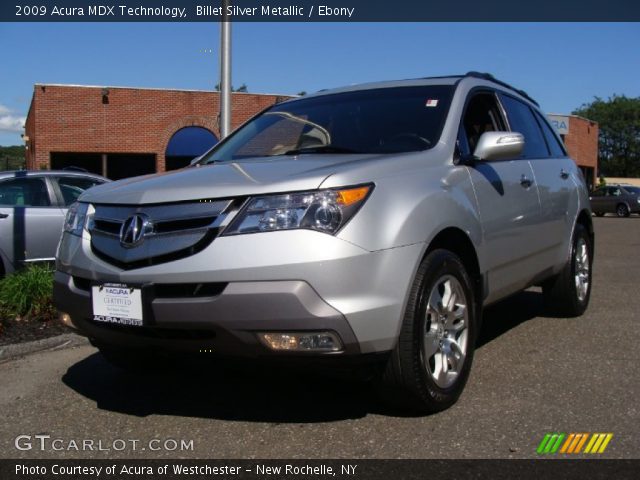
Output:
[{"xmin": 80, "ymin": 154, "xmax": 382, "ymax": 205}]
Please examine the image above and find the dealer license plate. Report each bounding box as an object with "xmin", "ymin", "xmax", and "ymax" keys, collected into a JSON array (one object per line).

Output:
[{"xmin": 92, "ymin": 283, "xmax": 143, "ymax": 326}]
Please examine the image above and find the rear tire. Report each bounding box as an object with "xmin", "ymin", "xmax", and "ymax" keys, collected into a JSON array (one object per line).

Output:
[
  {"xmin": 542, "ymin": 223, "xmax": 592, "ymax": 317},
  {"xmin": 376, "ymin": 249, "xmax": 478, "ymax": 414},
  {"xmin": 616, "ymin": 203, "xmax": 630, "ymax": 217}
]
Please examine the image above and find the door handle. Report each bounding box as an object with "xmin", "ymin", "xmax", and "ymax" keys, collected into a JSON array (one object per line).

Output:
[
  {"xmin": 0, "ymin": 213, "xmax": 9, "ymax": 219},
  {"xmin": 560, "ymin": 169, "xmax": 570, "ymax": 179},
  {"xmin": 520, "ymin": 174, "xmax": 533, "ymax": 188}
]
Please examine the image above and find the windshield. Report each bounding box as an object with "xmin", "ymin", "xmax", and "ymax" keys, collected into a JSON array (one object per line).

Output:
[
  {"xmin": 202, "ymin": 85, "xmax": 454, "ymax": 163},
  {"xmin": 624, "ymin": 186, "xmax": 640, "ymax": 194}
]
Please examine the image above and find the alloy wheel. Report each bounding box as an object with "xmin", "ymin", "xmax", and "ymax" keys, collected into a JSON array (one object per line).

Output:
[
  {"xmin": 422, "ymin": 275, "xmax": 469, "ymax": 388},
  {"xmin": 574, "ymin": 237, "xmax": 590, "ymax": 302}
]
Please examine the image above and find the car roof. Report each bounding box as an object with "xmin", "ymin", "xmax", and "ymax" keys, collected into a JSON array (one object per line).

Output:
[
  {"xmin": 299, "ymin": 72, "xmax": 538, "ymax": 107},
  {"xmin": 306, "ymin": 76, "xmax": 461, "ymax": 97},
  {"xmin": 0, "ymin": 170, "xmax": 108, "ymax": 181}
]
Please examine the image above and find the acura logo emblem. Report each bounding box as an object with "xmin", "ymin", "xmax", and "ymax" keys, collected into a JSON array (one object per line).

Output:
[{"xmin": 120, "ymin": 214, "xmax": 153, "ymax": 248}]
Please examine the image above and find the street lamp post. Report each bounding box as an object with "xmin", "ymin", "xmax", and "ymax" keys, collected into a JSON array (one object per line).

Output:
[{"xmin": 220, "ymin": 0, "xmax": 232, "ymax": 139}]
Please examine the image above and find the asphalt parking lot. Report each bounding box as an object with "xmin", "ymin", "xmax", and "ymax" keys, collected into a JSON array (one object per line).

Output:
[{"xmin": 0, "ymin": 216, "xmax": 638, "ymax": 459}]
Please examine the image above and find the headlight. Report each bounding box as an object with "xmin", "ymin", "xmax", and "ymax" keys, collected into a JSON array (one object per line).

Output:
[
  {"xmin": 223, "ymin": 184, "xmax": 373, "ymax": 236},
  {"xmin": 63, "ymin": 202, "xmax": 92, "ymax": 236}
]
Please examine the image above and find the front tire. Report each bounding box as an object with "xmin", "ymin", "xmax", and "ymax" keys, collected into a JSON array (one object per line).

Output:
[
  {"xmin": 543, "ymin": 223, "xmax": 592, "ymax": 317},
  {"xmin": 377, "ymin": 249, "xmax": 477, "ymax": 414},
  {"xmin": 616, "ymin": 203, "xmax": 630, "ymax": 217}
]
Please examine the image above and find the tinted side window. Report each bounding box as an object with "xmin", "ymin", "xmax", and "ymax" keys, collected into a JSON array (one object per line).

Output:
[
  {"xmin": 499, "ymin": 94, "xmax": 549, "ymax": 158},
  {"xmin": 0, "ymin": 177, "xmax": 51, "ymax": 207},
  {"xmin": 57, "ymin": 176, "xmax": 103, "ymax": 206},
  {"xmin": 462, "ymin": 92, "xmax": 507, "ymax": 154},
  {"xmin": 534, "ymin": 111, "xmax": 567, "ymax": 157},
  {"xmin": 591, "ymin": 188, "xmax": 605, "ymax": 197}
]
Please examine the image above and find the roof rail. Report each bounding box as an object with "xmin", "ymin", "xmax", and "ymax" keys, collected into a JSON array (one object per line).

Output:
[{"xmin": 464, "ymin": 71, "xmax": 539, "ymax": 107}]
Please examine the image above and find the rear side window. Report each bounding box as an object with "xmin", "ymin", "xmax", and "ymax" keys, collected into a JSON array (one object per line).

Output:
[
  {"xmin": 57, "ymin": 176, "xmax": 104, "ymax": 206},
  {"xmin": 0, "ymin": 177, "xmax": 51, "ymax": 207},
  {"xmin": 534, "ymin": 111, "xmax": 567, "ymax": 157},
  {"xmin": 499, "ymin": 94, "xmax": 549, "ymax": 159}
]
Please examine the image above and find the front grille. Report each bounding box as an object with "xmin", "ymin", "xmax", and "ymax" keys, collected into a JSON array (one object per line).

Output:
[
  {"xmin": 93, "ymin": 219, "xmax": 120, "ymax": 235},
  {"xmin": 89, "ymin": 199, "xmax": 237, "ymax": 269}
]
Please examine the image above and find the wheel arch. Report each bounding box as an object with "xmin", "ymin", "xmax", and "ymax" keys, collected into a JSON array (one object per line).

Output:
[
  {"xmin": 576, "ymin": 208, "xmax": 594, "ymax": 244},
  {"xmin": 424, "ymin": 227, "xmax": 484, "ymax": 304},
  {"xmin": 615, "ymin": 201, "xmax": 631, "ymax": 215}
]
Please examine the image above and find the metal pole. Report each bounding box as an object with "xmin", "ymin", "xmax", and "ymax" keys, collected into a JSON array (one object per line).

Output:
[
  {"xmin": 220, "ymin": 0, "xmax": 232, "ymax": 139},
  {"xmin": 101, "ymin": 153, "xmax": 108, "ymax": 178}
]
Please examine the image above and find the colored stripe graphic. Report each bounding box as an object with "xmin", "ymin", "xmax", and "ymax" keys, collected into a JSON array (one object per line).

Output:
[
  {"xmin": 560, "ymin": 433, "xmax": 575, "ymax": 453},
  {"xmin": 574, "ymin": 433, "xmax": 589, "ymax": 453},
  {"xmin": 584, "ymin": 433, "xmax": 599, "ymax": 453},
  {"xmin": 597, "ymin": 434, "xmax": 614, "ymax": 453},
  {"xmin": 537, "ymin": 433, "xmax": 565, "ymax": 454},
  {"xmin": 585, "ymin": 433, "xmax": 614, "ymax": 454},
  {"xmin": 538, "ymin": 433, "xmax": 613, "ymax": 454},
  {"xmin": 537, "ymin": 434, "xmax": 552, "ymax": 454}
]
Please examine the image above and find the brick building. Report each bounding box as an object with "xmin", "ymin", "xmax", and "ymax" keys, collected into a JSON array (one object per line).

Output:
[
  {"xmin": 24, "ymin": 84, "xmax": 290, "ymax": 179},
  {"xmin": 548, "ymin": 114, "xmax": 599, "ymax": 190}
]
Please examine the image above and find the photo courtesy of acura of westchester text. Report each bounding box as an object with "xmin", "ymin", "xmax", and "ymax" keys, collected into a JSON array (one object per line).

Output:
[{"xmin": 0, "ymin": 0, "xmax": 639, "ymax": 477}]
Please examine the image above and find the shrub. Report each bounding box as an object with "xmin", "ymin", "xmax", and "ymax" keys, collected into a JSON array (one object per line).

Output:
[{"xmin": 0, "ymin": 264, "xmax": 56, "ymax": 322}]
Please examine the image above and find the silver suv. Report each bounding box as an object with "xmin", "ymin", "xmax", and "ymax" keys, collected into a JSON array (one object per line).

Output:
[{"xmin": 54, "ymin": 73, "xmax": 593, "ymax": 413}]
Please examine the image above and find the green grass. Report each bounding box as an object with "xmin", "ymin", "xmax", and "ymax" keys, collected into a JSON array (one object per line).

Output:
[{"xmin": 0, "ymin": 264, "xmax": 56, "ymax": 322}]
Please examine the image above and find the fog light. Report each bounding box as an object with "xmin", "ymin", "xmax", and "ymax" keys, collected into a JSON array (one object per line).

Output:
[
  {"xmin": 59, "ymin": 312, "xmax": 76, "ymax": 329},
  {"xmin": 258, "ymin": 332, "xmax": 343, "ymax": 352}
]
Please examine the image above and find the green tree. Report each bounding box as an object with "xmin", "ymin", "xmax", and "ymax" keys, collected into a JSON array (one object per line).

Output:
[
  {"xmin": 573, "ymin": 95, "xmax": 640, "ymax": 177},
  {"xmin": 0, "ymin": 145, "xmax": 26, "ymax": 171},
  {"xmin": 214, "ymin": 83, "xmax": 248, "ymax": 92}
]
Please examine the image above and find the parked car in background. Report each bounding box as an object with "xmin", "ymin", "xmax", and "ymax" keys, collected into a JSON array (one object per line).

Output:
[
  {"xmin": 590, "ymin": 184, "xmax": 640, "ymax": 217},
  {"xmin": 54, "ymin": 72, "xmax": 593, "ymax": 413},
  {"xmin": 0, "ymin": 170, "xmax": 108, "ymax": 275}
]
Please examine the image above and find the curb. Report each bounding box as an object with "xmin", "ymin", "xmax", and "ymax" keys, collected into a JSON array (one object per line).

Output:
[{"xmin": 0, "ymin": 333, "xmax": 89, "ymax": 363}]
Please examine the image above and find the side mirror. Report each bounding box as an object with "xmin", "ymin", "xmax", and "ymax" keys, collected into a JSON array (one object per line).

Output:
[{"xmin": 473, "ymin": 131, "xmax": 524, "ymax": 161}]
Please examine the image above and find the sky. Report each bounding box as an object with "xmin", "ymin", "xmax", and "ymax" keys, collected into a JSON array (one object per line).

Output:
[{"xmin": 0, "ymin": 22, "xmax": 639, "ymax": 145}]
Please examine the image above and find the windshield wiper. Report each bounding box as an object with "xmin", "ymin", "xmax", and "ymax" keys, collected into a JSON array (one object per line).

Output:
[{"xmin": 282, "ymin": 145, "xmax": 363, "ymax": 155}]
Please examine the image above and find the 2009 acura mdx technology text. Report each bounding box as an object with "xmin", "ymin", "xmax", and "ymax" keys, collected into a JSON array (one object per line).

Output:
[{"xmin": 54, "ymin": 72, "xmax": 593, "ymax": 413}]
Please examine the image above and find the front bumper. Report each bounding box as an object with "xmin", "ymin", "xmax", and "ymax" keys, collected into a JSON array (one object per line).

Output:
[
  {"xmin": 54, "ymin": 272, "xmax": 360, "ymax": 356},
  {"xmin": 55, "ymin": 229, "xmax": 425, "ymax": 356}
]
